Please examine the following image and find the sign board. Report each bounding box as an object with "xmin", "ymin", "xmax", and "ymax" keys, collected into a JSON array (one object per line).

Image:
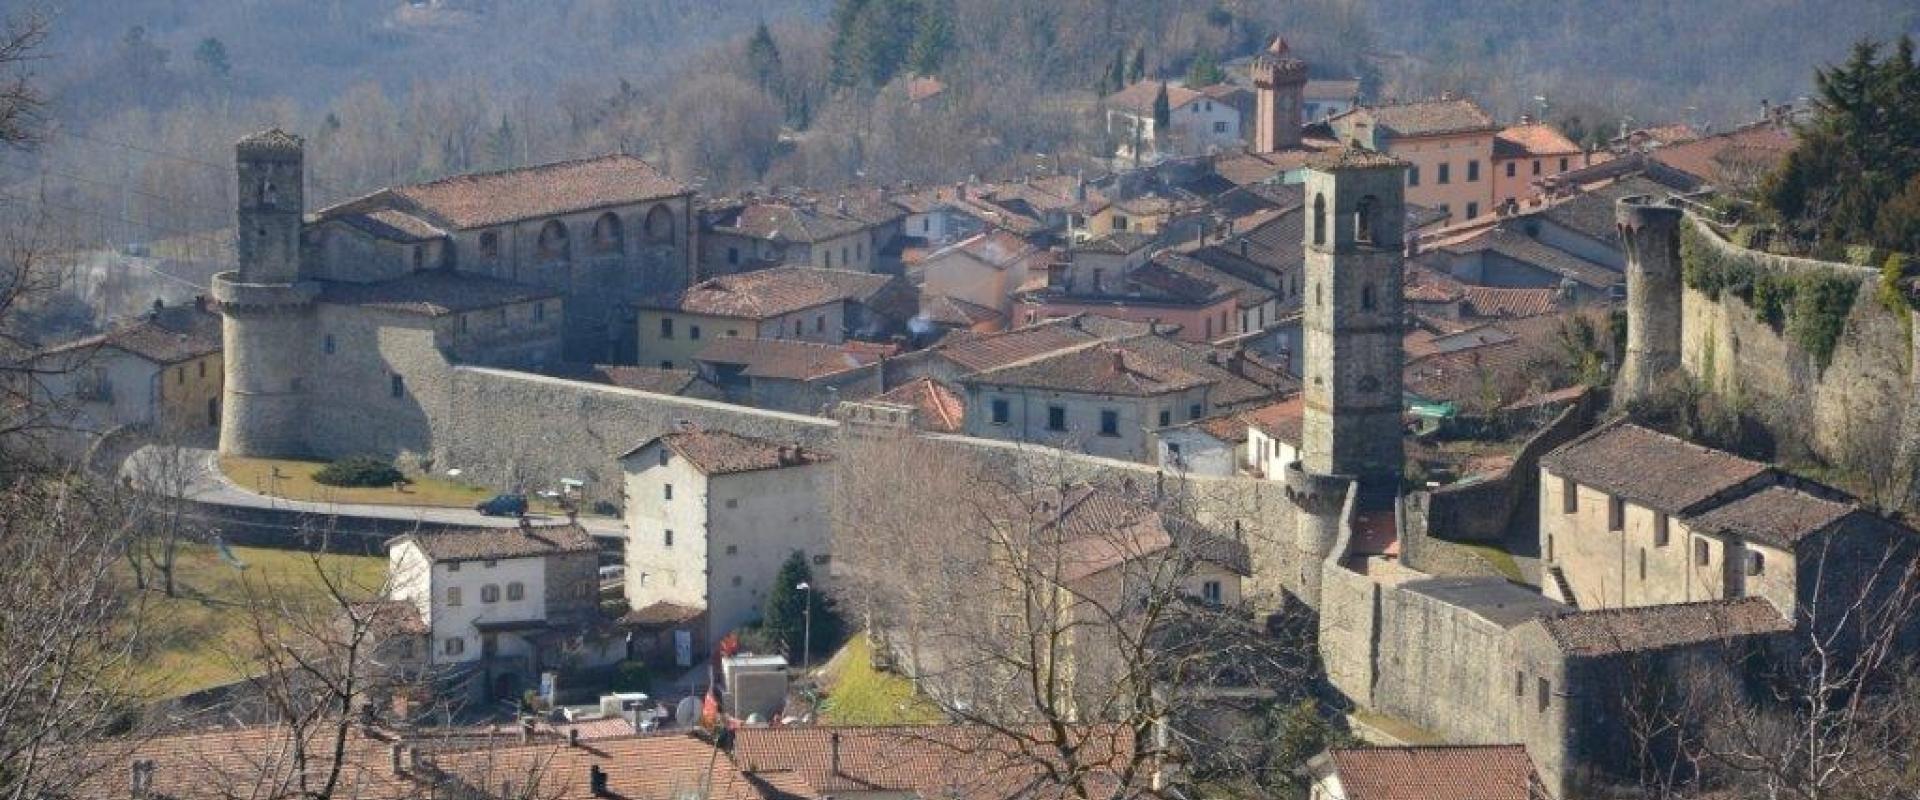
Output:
[{"xmin": 674, "ymin": 629, "xmax": 693, "ymax": 668}]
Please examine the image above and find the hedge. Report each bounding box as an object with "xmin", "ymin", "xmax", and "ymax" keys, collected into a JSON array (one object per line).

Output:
[{"xmin": 1682, "ymin": 224, "xmax": 1859, "ymax": 370}]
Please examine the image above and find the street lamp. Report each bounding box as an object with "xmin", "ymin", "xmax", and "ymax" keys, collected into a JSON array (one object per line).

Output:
[{"xmin": 797, "ymin": 581, "xmax": 813, "ymax": 672}]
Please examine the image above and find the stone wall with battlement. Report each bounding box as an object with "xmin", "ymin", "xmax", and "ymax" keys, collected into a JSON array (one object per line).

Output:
[{"xmin": 1675, "ymin": 215, "xmax": 1919, "ymax": 497}]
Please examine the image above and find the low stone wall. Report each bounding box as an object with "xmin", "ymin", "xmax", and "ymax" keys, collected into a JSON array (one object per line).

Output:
[
  {"xmin": 1416, "ymin": 392, "xmax": 1598, "ymax": 547},
  {"xmin": 159, "ymin": 497, "xmax": 484, "ymax": 556}
]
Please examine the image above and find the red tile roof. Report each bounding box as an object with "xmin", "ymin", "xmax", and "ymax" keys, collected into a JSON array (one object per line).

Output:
[
  {"xmin": 1336, "ymin": 98, "xmax": 1499, "ymax": 138},
  {"xmin": 384, "ymin": 154, "xmax": 688, "ymax": 230},
  {"xmin": 1322, "ymin": 745, "xmax": 1546, "ymax": 800},
  {"xmin": 391, "ymin": 523, "xmax": 599, "ymax": 563},
  {"xmin": 40, "ymin": 304, "xmax": 222, "ymax": 365},
  {"xmin": 1649, "ymin": 122, "xmax": 1796, "ymax": 187},
  {"xmin": 634, "ymin": 428, "xmax": 831, "ymax": 476},
  {"xmin": 1682, "ymin": 485, "xmax": 1859, "ymax": 549},
  {"xmin": 655, "ymin": 268, "xmax": 896, "ymax": 319},
  {"xmin": 1244, "ymin": 394, "xmax": 1305, "ymax": 445},
  {"xmin": 1108, "ymin": 80, "xmax": 1202, "ymax": 116},
  {"xmin": 1006, "ymin": 485, "xmax": 1251, "ymax": 582},
  {"xmin": 920, "ymin": 294, "xmax": 1005, "ymax": 329},
  {"xmin": 1494, "ymin": 123, "xmax": 1582, "ymax": 159},
  {"xmin": 874, "ymin": 377, "xmax": 966, "ymax": 433},
  {"xmin": 966, "ymin": 341, "xmax": 1211, "ymax": 397},
  {"xmin": 695, "ymin": 337, "xmax": 883, "ymax": 380},
  {"xmin": 732, "ymin": 725, "xmax": 1145, "ymax": 800},
  {"xmin": 1459, "ymin": 286, "xmax": 1560, "ymax": 319}
]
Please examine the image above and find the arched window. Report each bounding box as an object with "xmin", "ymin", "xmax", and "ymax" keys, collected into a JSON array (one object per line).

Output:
[
  {"xmin": 1356, "ymin": 195, "xmax": 1377, "ymax": 244},
  {"xmin": 1312, "ymin": 194, "xmax": 1327, "ymax": 246},
  {"xmin": 260, "ymin": 180, "xmax": 277, "ymax": 208},
  {"xmin": 506, "ymin": 582, "xmax": 525, "ymax": 602},
  {"xmin": 592, "ymin": 212, "xmax": 624, "ymax": 255},
  {"xmin": 480, "ymin": 584, "xmax": 500, "ymax": 603},
  {"xmin": 537, "ymin": 220, "xmax": 570, "ymax": 262},
  {"xmin": 644, "ymin": 204, "xmax": 675, "ymax": 242}
]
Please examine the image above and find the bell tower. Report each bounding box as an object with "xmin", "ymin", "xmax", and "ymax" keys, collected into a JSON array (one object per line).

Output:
[
  {"xmin": 1298, "ymin": 147, "xmax": 1408, "ymax": 489},
  {"xmin": 1252, "ymin": 37, "xmax": 1308, "ymax": 153},
  {"xmin": 235, "ymin": 129, "xmax": 306, "ymax": 284},
  {"xmin": 214, "ymin": 129, "xmax": 317, "ymax": 457}
]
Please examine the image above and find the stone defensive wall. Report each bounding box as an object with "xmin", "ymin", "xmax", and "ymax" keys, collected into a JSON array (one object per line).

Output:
[{"xmin": 1676, "ymin": 214, "xmax": 1920, "ymax": 494}]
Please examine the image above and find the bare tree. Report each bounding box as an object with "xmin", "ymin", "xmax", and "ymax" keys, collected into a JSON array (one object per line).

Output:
[
  {"xmin": 0, "ymin": 10, "xmax": 46, "ymax": 153},
  {"xmin": 121, "ymin": 434, "xmax": 215, "ymax": 596},
  {"xmin": 833, "ymin": 432, "xmax": 1314, "ymax": 799}
]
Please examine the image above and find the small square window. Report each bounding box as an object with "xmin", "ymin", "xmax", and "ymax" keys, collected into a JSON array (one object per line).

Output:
[
  {"xmin": 1467, "ymin": 160, "xmax": 1480, "ymax": 182},
  {"xmin": 1188, "ymin": 404, "xmax": 1203, "ymax": 420},
  {"xmin": 690, "ymin": 325, "xmax": 701, "ymax": 340},
  {"xmin": 1561, "ymin": 477, "xmax": 1578, "ymax": 514},
  {"xmin": 731, "ymin": 576, "xmax": 742, "ymax": 587},
  {"xmin": 726, "ymin": 545, "xmax": 738, "ymax": 555},
  {"xmin": 658, "ymin": 449, "xmax": 669, "ymax": 466},
  {"xmin": 1158, "ymin": 410, "xmax": 1171, "ymax": 427},
  {"xmin": 1537, "ymin": 677, "xmax": 1551, "ymax": 712},
  {"xmin": 660, "ymin": 318, "xmax": 675, "ymax": 339},
  {"xmin": 447, "ymin": 562, "xmax": 461, "ymax": 572},
  {"xmin": 1099, "ymin": 410, "xmax": 1120, "ymax": 437},
  {"xmin": 1746, "ymin": 551, "xmax": 1765, "ymax": 577},
  {"xmin": 484, "ymin": 559, "xmax": 497, "ymax": 568},
  {"xmin": 1506, "ymin": 161, "xmax": 1516, "ymax": 178},
  {"xmin": 991, "ymin": 399, "xmax": 1010, "ymax": 426},
  {"xmin": 391, "ymin": 375, "xmax": 405, "ymax": 399},
  {"xmin": 1047, "ymin": 406, "xmax": 1067, "ymax": 432},
  {"xmin": 726, "ymin": 498, "xmax": 739, "ymax": 509},
  {"xmin": 1437, "ymin": 163, "xmax": 1451, "ymax": 184},
  {"xmin": 1695, "ymin": 539, "xmax": 1711, "ymax": 566},
  {"xmin": 1532, "ymin": 159, "xmax": 1542, "ymax": 176},
  {"xmin": 664, "ymin": 529, "xmax": 674, "ymax": 547},
  {"xmin": 664, "ymin": 484, "xmax": 673, "ymax": 500},
  {"xmin": 323, "ymin": 334, "xmax": 336, "ymax": 355}
]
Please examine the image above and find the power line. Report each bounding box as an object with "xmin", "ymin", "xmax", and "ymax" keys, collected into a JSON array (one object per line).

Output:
[
  {"xmin": 0, "ymin": 191, "xmax": 225, "ymax": 291},
  {"xmin": 0, "ymin": 160, "xmax": 235, "ymax": 216}
]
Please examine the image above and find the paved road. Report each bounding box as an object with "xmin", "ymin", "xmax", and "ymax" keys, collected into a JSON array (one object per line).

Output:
[{"xmin": 120, "ymin": 446, "xmax": 627, "ymax": 539}]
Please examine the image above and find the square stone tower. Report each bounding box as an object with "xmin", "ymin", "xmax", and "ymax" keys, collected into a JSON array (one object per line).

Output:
[
  {"xmin": 1251, "ymin": 37, "xmax": 1308, "ymax": 153},
  {"xmin": 1299, "ymin": 147, "xmax": 1408, "ymax": 489}
]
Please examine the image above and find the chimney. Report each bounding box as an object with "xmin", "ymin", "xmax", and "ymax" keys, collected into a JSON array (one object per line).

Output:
[
  {"xmin": 520, "ymin": 717, "xmax": 534, "ymax": 743},
  {"xmin": 1110, "ymin": 350, "xmax": 1127, "ymax": 376},
  {"xmin": 954, "ymin": 182, "xmax": 967, "ymax": 201},
  {"xmin": 129, "ymin": 759, "xmax": 154, "ymax": 799},
  {"xmin": 1238, "ymin": 239, "xmax": 1249, "ymax": 257},
  {"xmin": 568, "ymin": 728, "xmax": 582, "ymax": 748},
  {"xmin": 830, "ymin": 732, "xmax": 842, "ymax": 776},
  {"xmin": 193, "ymin": 294, "xmax": 207, "ymax": 312},
  {"xmin": 390, "ymin": 744, "xmax": 404, "ymax": 775},
  {"xmin": 1147, "ymin": 317, "xmax": 1161, "ymax": 335},
  {"xmin": 590, "ymin": 764, "xmax": 610, "ymax": 796}
]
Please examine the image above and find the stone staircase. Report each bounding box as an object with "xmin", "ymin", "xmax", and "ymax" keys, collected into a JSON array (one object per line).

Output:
[{"xmin": 1543, "ymin": 565, "xmax": 1578, "ymax": 609}]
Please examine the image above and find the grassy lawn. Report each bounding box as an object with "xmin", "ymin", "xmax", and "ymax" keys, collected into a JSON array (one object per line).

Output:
[
  {"xmin": 123, "ymin": 544, "xmax": 387, "ymax": 697},
  {"xmin": 1454, "ymin": 540, "xmax": 1524, "ymax": 583},
  {"xmin": 220, "ymin": 455, "xmax": 568, "ymax": 513},
  {"xmin": 816, "ymin": 635, "xmax": 946, "ymax": 726}
]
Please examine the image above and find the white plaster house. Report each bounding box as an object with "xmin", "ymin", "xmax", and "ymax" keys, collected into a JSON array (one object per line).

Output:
[
  {"xmin": 618, "ymin": 429, "xmax": 835, "ymax": 652},
  {"xmin": 1107, "ymin": 80, "xmax": 1244, "ymax": 163},
  {"xmin": 385, "ymin": 522, "xmax": 606, "ymax": 699}
]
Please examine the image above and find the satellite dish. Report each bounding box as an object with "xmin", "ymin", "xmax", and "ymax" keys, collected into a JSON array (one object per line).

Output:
[{"xmin": 674, "ymin": 696, "xmax": 700, "ymax": 726}]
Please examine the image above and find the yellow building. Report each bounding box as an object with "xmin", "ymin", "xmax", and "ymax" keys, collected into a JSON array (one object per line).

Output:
[
  {"xmin": 635, "ymin": 267, "xmax": 900, "ymax": 370},
  {"xmin": 34, "ymin": 301, "xmax": 224, "ymax": 436},
  {"xmin": 1329, "ymin": 96, "xmax": 1501, "ymax": 222}
]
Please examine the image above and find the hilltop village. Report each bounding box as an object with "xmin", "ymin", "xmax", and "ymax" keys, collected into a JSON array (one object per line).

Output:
[{"xmin": 20, "ymin": 32, "xmax": 1920, "ymax": 800}]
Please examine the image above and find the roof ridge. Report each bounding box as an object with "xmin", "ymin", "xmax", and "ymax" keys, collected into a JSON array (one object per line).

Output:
[{"xmin": 400, "ymin": 152, "xmax": 645, "ymax": 191}]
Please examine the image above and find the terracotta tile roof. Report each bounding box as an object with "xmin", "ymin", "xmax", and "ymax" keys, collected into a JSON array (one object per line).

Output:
[
  {"xmin": 582, "ymin": 364, "xmax": 708, "ymax": 395},
  {"xmin": 652, "ymin": 267, "xmax": 897, "ymax": 319},
  {"xmin": 332, "ymin": 207, "xmax": 449, "ymax": 242},
  {"xmin": 1322, "ymin": 745, "xmax": 1546, "ymax": 800},
  {"xmin": 635, "ymin": 428, "xmax": 831, "ymax": 475},
  {"xmin": 1403, "ymin": 339, "xmax": 1537, "ymax": 407},
  {"xmin": 41, "ymin": 304, "xmax": 222, "ymax": 365},
  {"xmin": 733, "ymin": 725, "xmax": 1142, "ymax": 800},
  {"xmin": 1155, "ymin": 251, "xmax": 1274, "ymax": 308},
  {"xmin": 1116, "ymin": 334, "xmax": 1296, "ymax": 409},
  {"xmin": 1683, "ymin": 486, "xmax": 1860, "ymax": 549},
  {"xmin": 1539, "ymin": 597, "xmax": 1791, "ymax": 657},
  {"xmin": 1244, "ymin": 394, "xmax": 1304, "ymax": 444},
  {"xmin": 1108, "ymin": 79, "xmax": 1203, "ymax": 116},
  {"xmin": 1541, "ymin": 421, "xmax": 1774, "ymax": 514},
  {"xmin": 719, "ymin": 202, "xmax": 875, "ymax": 243},
  {"xmin": 906, "ymin": 75, "xmax": 946, "ymax": 102},
  {"xmin": 317, "ymin": 272, "xmax": 560, "ymax": 317},
  {"xmin": 77, "ymin": 726, "xmax": 428, "ymax": 799},
  {"xmin": 380, "ymin": 154, "xmax": 687, "ymax": 230},
  {"xmin": 1493, "ymin": 123, "xmax": 1582, "ymax": 159},
  {"xmin": 1213, "ymin": 145, "xmax": 1328, "ymax": 186},
  {"xmin": 1405, "ymin": 263, "xmax": 1467, "ymax": 304},
  {"xmin": 695, "ymin": 337, "xmax": 883, "ymax": 380},
  {"xmin": 930, "ymin": 317, "xmax": 1117, "ymax": 372},
  {"xmin": 1335, "ymin": 97, "xmax": 1499, "ymax": 138},
  {"xmin": 1440, "ymin": 227, "xmax": 1619, "ymax": 290},
  {"xmin": 933, "ymin": 229, "xmax": 1043, "ymax": 270},
  {"xmin": 620, "ymin": 601, "xmax": 706, "ymax": 626},
  {"xmin": 350, "ymin": 600, "xmax": 429, "ymax": 636},
  {"xmin": 432, "ymin": 732, "xmax": 764, "ymax": 800},
  {"xmin": 966, "ymin": 341, "xmax": 1211, "ymax": 397},
  {"xmin": 1008, "ymin": 485, "xmax": 1251, "ymax": 582},
  {"xmin": 874, "ymin": 377, "xmax": 966, "ymax": 433},
  {"xmin": 1537, "ymin": 174, "xmax": 1683, "ymax": 246},
  {"xmin": 1459, "ymin": 286, "xmax": 1560, "ymax": 319},
  {"xmin": 1649, "ymin": 122, "xmax": 1796, "ymax": 186},
  {"xmin": 392, "ymin": 523, "xmax": 599, "ymax": 563},
  {"xmin": 919, "ymin": 294, "xmax": 1005, "ymax": 329},
  {"xmin": 1078, "ymin": 230, "xmax": 1156, "ymax": 255}
]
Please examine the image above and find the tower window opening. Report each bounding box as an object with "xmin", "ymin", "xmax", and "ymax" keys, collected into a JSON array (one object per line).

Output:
[
  {"xmin": 1356, "ymin": 195, "xmax": 1377, "ymax": 244},
  {"xmin": 1312, "ymin": 194, "xmax": 1327, "ymax": 246},
  {"xmin": 1361, "ymin": 283, "xmax": 1376, "ymax": 310}
]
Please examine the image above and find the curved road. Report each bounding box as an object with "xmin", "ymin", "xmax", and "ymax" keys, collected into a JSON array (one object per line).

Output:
[{"xmin": 120, "ymin": 446, "xmax": 627, "ymax": 540}]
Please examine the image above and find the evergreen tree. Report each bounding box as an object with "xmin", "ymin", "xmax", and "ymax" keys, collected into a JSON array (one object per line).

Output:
[
  {"xmin": 907, "ymin": 0, "xmax": 954, "ymax": 76},
  {"xmin": 1185, "ymin": 50, "xmax": 1224, "ymax": 87},
  {"xmin": 484, "ymin": 115, "xmax": 516, "ymax": 169},
  {"xmin": 1152, "ymin": 81, "xmax": 1172, "ymax": 131},
  {"xmin": 761, "ymin": 552, "xmax": 842, "ymax": 663},
  {"xmin": 1762, "ymin": 35, "xmax": 1920, "ymax": 251},
  {"xmin": 747, "ymin": 22, "xmax": 783, "ymax": 94},
  {"xmin": 193, "ymin": 37, "xmax": 230, "ymax": 79},
  {"xmin": 1128, "ymin": 46, "xmax": 1147, "ymax": 82}
]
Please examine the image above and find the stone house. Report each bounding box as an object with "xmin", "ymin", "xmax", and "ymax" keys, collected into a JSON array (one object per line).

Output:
[
  {"xmin": 1304, "ymin": 744, "xmax": 1549, "ymax": 800},
  {"xmin": 1019, "ymin": 233, "xmax": 1245, "ymax": 343},
  {"xmin": 915, "ymin": 229, "xmax": 1050, "ymax": 319},
  {"xmin": 1328, "ymin": 97, "xmax": 1500, "ymax": 222},
  {"xmin": 1107, "ymin": 80, "xmax": 1244, "ymax": 163},
  {"xmin": 691, "ymin": 338, "xmax": 887, "ymax": 414},
  {"xmin": 633, "ymin": 267, "xmax": 906, "ymax": 370},
  {"xmin": 309, "ymin": 154, "xmax": 693, "ymax": 363},
  {"xmin": 32, "ymin": 299, "xmax": 223, "ymax": 437},
  {"xmin": 960, "ymin": 340, "xmax": 1215, "ymax": 462},
  {"xmin": 1538, "ymin": 420, "xmax": 1918, "ymax": 624},
  {"xmin": 617, "ymin": 429, "xmax": 834, "ymax": 653},
  {"xmin": 699, "ymin": 200, "xmax": 885, "ymax": 275},
  {"xmin": 385, "ymin": 523, "xmax": 609, "ymax": 701}
]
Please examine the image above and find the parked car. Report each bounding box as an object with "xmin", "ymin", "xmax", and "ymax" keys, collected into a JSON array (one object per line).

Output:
[
  {"xmin": 475, "ymin": 493, "xmax": 528, "ymax": 517},
  {"xmin": 598, "ymin": 565, "xmax": 626, "ymax": 582}
]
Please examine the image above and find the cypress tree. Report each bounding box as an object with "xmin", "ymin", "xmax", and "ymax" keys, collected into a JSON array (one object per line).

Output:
[{"xmin": 761, "ymin": 552, "xmax": 842, "ymax": 663}]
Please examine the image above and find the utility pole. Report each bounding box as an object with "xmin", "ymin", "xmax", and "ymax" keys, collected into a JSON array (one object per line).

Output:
[{"xmin": 798, "ymin": 580, "xmax": 813, "ymax": 671}]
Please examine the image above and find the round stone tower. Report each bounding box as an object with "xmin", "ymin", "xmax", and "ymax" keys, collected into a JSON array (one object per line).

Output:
[
  {"xmin": 1615, "ymin": 196, "xmax": 1684, "ymax": 405},
  {"xmin": 214, "ymin": 130, "xmax": 317, "ymax": 457},
  {"xmin": 1252, "ymin": 37, "xmax": 1309, "ymax": 153}
]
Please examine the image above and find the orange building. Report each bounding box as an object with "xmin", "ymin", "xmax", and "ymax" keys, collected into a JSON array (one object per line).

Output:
[
  {"xmin": 1492, "ymin": 119, "xmax": 1586, "ymax": 211},
  {"xmin": 1328, "ymin": 96, "xmax": 1501, "ymax": 223}
]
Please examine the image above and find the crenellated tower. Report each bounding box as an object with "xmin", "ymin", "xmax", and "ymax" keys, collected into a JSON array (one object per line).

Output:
[
  {"xmin": 1251, "ymin": 36, "xmax": 1309, "ymax": 153},
  {"xmin": 1615, "ymin": 197, "xmax": 1684, "ymax": 405},
  {"xmin": 214, "ymin": 130, "xmax": 317, "ymax": 457}
]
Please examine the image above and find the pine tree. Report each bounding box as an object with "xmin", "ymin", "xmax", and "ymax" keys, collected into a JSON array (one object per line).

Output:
[
  {"xmin": 747, "ymin": 22, "xmax": 783, "ymax": 94},
  {"xmin": 1763, "ymin": 35, "xmax": 1920, "ymax": 251},
  {"xmin": 1152, "ymin": 81, "xmax": 1172, "ymax": 131},
  {"xmin": 1186, "ymin": 50, "xmax": 1224, "ymax": 87},
  {"xmin": 761, "ymin": 552, "xmax": 842, "ymax": 663},
  {"xmin": 193, "ymin": 37, "xmax": 230, "ymax": 79},
  {"xmin": 1128, "ymin": 46, "xmax": 1147, "ymax": 83},
  {"xmin": 907, "ymin": 0, "xmax": 954, "ymax": 76}
]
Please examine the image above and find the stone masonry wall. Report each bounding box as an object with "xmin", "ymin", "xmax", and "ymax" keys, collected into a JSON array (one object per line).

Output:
[{"xmin": 1678, "ymin": 216, "xmax": 1918, "ymax": 494}]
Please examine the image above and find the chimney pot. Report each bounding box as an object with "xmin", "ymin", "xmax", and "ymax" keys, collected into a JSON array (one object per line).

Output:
[
  {"xmin": 590, "ymin": 764, "xmax": 610, "ymax": 796},
  {"xmin": 1111, "ymin": 350, "xmax": 1127, "ymax": 375},
  {"xmin": 831, "ymin": 732, "xmax": 843, "ymax": 775},
  {"xmin": 568, "ymin": 728, "xmax": 582, "ymax": 747}
]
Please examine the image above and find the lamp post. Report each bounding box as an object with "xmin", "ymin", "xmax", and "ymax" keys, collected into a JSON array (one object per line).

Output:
[{"xmin": 797, "ymin": 581, "xmax": 813, "ymax": 672}]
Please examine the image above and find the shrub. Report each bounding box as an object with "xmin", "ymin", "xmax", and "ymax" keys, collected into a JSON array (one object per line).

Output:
[
  {"xmin": 610, "ymin": 661, "xmax": 652, "ymax": 693},
  {"xmin": 313, "ymin": 456, "xmax": 405, "ymax": 488}
]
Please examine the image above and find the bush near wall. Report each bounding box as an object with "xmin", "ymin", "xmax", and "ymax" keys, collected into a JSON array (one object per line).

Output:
[
  {"xmin": 1682, "ymin": 224, "xmax": 1861, "ymax": 370},
  {"xmin": 313, "ymin": 456, "xmax": 406, "ymax": 488}
]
